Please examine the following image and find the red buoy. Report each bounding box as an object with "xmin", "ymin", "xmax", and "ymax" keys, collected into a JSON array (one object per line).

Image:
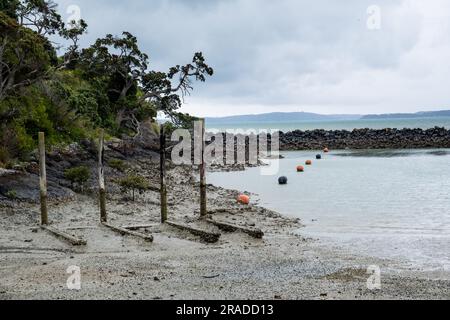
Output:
[
  {"xmin": 323, "ymin": 147, "xmax": 329, "ymax": 153},
  {"xmin": 297, "ymin": 165, "xmax": 304, "ymax": 172},
  {"xmin": 237, "ymin": 194, "xmax": 250, "ymax": 205},
  {"xmin": 305, "ymin": 160, "xmax": 312, "ymax": 165}
]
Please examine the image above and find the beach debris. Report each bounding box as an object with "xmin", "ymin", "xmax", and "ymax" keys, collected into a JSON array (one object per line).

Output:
[
  {"xmin": 323, "ymin": 147, "xmax": 330, "ymax": 153},
  {"xmin": 101, "ymin": 222, "xmax": 154, "ymax": 242},
  {"xmin": 202, "ymin": 274, "xmax": 220, "ymax": 279},
  {"xmin": 166, "ymin": 221, "xmax": 221, "ymax": 243},
  {"xmin": 296, "ymin": 165, "xmax": 304, "ymax": 172},
  {"xmin": 278, "ymin": 176, "xmax": 288, "ymax": 185},
  {"xmin": 206, "ymin": 218, "xmax": 264, "ymax": 239},
  {"xmin": 41, "ymin": 225, "xmax": 87, "ymax": 246},
  {"xmin": 237, "ymin": 194, "xmax": 250, "ymax": 205}
]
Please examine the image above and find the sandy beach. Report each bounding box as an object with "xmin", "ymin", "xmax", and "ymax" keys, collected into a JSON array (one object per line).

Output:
[{"xmin": 1, "ymin": 149, "xmax": 449, "ymax": 300}]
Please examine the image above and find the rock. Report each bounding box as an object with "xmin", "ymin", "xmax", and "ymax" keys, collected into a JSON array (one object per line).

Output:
[
  {"xmin": 0, "ymin": 169, "xmax": 18, "ymax": 177},
  {"xmin": 276, "ymin": 127, "xmax": 450, "ymax": 150}
]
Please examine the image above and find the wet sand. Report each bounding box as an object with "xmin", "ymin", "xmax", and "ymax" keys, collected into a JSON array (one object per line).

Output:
[{"xmin": 0, "ymin": 158, "xmax": 449, "ymax": 300}]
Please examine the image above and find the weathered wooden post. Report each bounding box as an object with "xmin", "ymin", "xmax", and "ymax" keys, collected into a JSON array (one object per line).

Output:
[
  {"xmin": 200, "ymin": 118, "xmax": 207, "ymax": 218},
  {"xmin": 38, "ymin": 132, "xmax": 48, "ymax": 225},
  {"xmin": 98, "ymin": 129, "xmax": 107, "ymax": 222},
  {"xmin": 160, "ymin": 124, "xmax": 168, "ymax": 223}
]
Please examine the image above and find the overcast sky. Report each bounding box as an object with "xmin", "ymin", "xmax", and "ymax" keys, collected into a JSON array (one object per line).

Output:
[{"xmin": 54, "ymin": 0, "xmax": 450, "ymax": 117}]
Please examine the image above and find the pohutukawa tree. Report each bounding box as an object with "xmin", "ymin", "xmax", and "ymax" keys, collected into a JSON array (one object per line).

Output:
[
  {"xmin": 15, "ymin": 0, "xmax": 63, "ymax": 36},
  {"xmin": 79, "ymin": 32, "xmax": 214, "ymax": 134},
  {"xmin": 0, "ymin": 0, "xmax": 213, "ymax": 163},
  {"xmin": 0, "ymin": 0, "xmax": 88, "ymax": 101},
  {"xmin": 0, "ymin": 11, "xmax": 54, "ymax": 101},
  {"xmin": 59, "ymin": 19, "xmax": 88, "ymax": 68}
]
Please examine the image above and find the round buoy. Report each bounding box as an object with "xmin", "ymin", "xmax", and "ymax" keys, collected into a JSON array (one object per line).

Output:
[
  {"xmin": 305, "ymin": 160, "xmax": 312, "ymax": 165},
  {"xmin": 278, "ymin": 176, "xmax": 288, "ymax": 185},
  {"xmin": 237, "ymin": 194, "xmax": 250, "ymax": 205},
  {"xmin": 323, "ymin": 147, "xmax": 329, "ymax": 153},
  {"xmin": 316, "ymin": 154, "xmax": 322, "ymax": 160},
  {"xmin": 296, "ymin": 165, "xmax": 304, "ymax": 172}
]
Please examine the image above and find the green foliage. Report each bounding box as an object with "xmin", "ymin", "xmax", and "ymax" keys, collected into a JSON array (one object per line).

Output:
[
  {"xmin": 0, "ymin": 11, "xmax": 55, "ymax": 100},
  {"xmin": 64, "ymin": 166, "xmax": 90, "ymax": 191},
  {"xmin": 171, "ymin": 112, "xmax": 199, "ymax": 129},
  {"xmin": 0, "ymin": 0, "xmax": 19, "ymax": 19},
  {"xmin": 108, "ymin": 158, "xmax": 129, "ymax": 173},
  {"xmin": 5, "ymin": 189, "xmax": 18, "ymax": 199},
  {"xmin": 0, "ymin": 1, "xmax": 213, "ymax": 164},
  {"xmin": 0, "ymin": 83, "xmax": 92, "ymax": 160},
  {"xmin": 117, "ymin": 174, "xmax": 149, "ymax": 201}
]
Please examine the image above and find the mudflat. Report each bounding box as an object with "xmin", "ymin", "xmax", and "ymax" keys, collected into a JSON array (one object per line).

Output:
[{"xmin": 0, "ymin": 160, "xmax": 449, "ymax": 300}]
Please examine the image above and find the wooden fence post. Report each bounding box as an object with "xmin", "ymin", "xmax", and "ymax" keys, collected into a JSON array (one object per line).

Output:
[
  {"xmin": 160, "ymin": 124, "xmax": 168, "ymax": 223},
  {"xmin": 200, "ymin": 118, "xmax": 207, "ymax": 218},
  {"xmin": 38, "ymin": 132, "xmax": 48, "ymax": 225},
  {"xmin": 98, "ymin": 129, "xmax": 107, "ymax": 222}
]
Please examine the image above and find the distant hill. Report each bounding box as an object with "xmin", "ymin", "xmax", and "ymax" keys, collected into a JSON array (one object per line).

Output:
[
  {"xmin": 206, "ymin": 110, "xmax": 450, "ymax": 124},
  {"xmin": 361, "ymin": 110, "xmax": 450, "ymax": 120},
  {"xmin": 206, "ymin": 112, "xmax": 361, "ymax": 124}
]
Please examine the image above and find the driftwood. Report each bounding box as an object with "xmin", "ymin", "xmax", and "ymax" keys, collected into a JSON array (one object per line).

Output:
[
  {"xmin": 0, "ymin": 169, "xmax": 18, "ymax": 177},
  {"xmin": 41, "ymin": 225, "xmax": 87, "ymax": 246},
  {"xmin": 102, "ymin": 222, "xmax": 153, "ymax": 242},
  {"xmin": 206, "ymin": 219, "xmax": 264, "ymax": 239},
  {"xmin": 166, "ymin": 220, "xmax": 220, "ymax": 243},
  {"xmin": 122, "ymin": 224, "xmax": 156, "ymax": 231},
  {"xmin": 65, "ymin": 226, "xmax": 99, "ymax": 231}
]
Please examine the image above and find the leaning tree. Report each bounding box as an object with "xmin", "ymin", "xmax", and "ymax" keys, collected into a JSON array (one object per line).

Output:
[
  {"xmin": 0, "ymin": 0, "xmax": 88, "ymax": 102},
  {"xmin": 78, "ymin": 32, "xmax": 214, "ymax": 134}
]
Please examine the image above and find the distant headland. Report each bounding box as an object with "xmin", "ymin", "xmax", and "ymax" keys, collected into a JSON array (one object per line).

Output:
[{"xmin": 206, "ymin": 110, "xmax": 450, "ymax": 124}]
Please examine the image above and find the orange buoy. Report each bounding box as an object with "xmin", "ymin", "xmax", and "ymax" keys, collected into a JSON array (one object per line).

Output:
[
  {"xmin": 305, "ymin": 160, "xmax": 312, "ymax": 165},
  {"xmin": 297, "ymin": 165, "xmax": 304, "ymax": 172},
  {"xmin": 323, "ymin": 147, "xmax": 329, "ymax": 153},
  {"xmin": 237, "ymin": 194, "xmax": 250, "ymax": 205}
]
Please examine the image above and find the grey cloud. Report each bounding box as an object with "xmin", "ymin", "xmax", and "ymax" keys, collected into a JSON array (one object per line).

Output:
[{"xmin": 54, "ymin": 0, "xmax": 450, "ymax": 116}]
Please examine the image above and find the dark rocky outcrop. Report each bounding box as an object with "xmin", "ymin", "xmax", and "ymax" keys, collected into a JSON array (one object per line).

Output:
[
  {"xmin": 278, "ymin": 127, "xmax": 450, "ymax": 150},
  {"xmin": 0, "ymin": 138, "xmax": 160, "ymax": 204}
]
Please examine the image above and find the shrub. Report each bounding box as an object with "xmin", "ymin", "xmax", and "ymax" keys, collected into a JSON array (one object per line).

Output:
[
  {"xmin": 108, "ymin": 158, "xmax": 129, "ymax": 173},
  {"xmin": 117, "ymin": 174, "xmax": 149, "ymax": 201},
  {"xmin": 5, "ymin": 189, "xmax": 17, "ymax": 200},
  {"xmin": 64, "ymin": 166, "xmax": 90, "ymax": 191}
]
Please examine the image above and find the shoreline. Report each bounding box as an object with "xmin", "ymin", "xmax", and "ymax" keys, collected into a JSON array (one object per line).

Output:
[{"xmin": 1, "ymin": 141, "xmax": 449, "ymax": 299}]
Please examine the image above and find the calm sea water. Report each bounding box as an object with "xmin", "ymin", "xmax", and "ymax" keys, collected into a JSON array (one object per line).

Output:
[
  {"xmin": 208, "ymin": 149, "xmax": 450, "ymax": 271},
  {"xmin": 207, "ymin": 117, "xmax": 450, "ymax": 132}
]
